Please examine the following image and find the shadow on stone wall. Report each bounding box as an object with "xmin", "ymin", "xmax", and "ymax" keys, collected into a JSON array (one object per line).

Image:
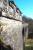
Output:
[{"xmin": 0, "ymin": 40, "xmax": 13, "ymax": 50}]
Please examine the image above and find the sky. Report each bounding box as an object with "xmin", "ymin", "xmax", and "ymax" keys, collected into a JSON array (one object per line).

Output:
[{"xmin": 14, "ymin": 0, "xmax": 33, "ymax": 19}]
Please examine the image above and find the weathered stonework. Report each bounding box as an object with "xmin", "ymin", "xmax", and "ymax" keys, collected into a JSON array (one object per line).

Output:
[
  {"xmin": 0, "ymin": 0, "xmax": 28, "ymax": 50},
  {"xmin": 0, "ymin": 17, "xmax": 23, "ymax": 50}
]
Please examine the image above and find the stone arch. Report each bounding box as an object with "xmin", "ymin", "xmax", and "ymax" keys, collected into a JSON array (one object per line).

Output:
[
  {"xmin": 0, "ymin": 8, "xmax": 2, "ymax": 16},
  {"xmin": 22, "ymin": 27, "xmax": 24, "ymax": 37}
]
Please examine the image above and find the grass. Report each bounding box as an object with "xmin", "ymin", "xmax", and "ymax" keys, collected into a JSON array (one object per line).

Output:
[
  {"xmin": 25, "ymin": 46, "xmax": 33, "ymax": 50},
  {"xmin": 24, "ymin": 39, "xmax": 33, "ymax": 50},
  {"xmin": 25, "ymin": 39, "xmax": 33, "ymax": 46},
  {"xmin": 25, "ymin": 45, "xmax": 33, "ymax": 50}
]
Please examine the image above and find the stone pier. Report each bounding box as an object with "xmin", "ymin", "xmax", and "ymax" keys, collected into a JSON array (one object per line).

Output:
[{"xmin": 0, "ymin": 0, "xmax": 28, "ymax": 50}]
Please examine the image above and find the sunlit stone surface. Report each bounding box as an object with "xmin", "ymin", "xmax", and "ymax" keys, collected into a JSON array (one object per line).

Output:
[
  {"xmin": 0, "ymin": 17, "xmax": 23, "ymax": 50},
  {"xmin": 0, "ymin": 0, "xmax": 23, "ymax": 50}
]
